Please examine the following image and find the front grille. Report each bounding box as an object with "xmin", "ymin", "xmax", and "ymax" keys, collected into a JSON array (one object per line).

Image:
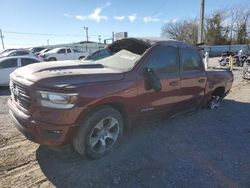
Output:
[{"xmin": 10, "ymin": 80, "xmax": 31, "ymax": 111}]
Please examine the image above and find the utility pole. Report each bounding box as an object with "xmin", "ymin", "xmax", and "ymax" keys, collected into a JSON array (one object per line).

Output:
[
  {"xmin": 47, "ymin": 39, "xmax": 50, "ymax": 46},
  {"xmin": 112, "ymin": 32, "xmax": 114, "ymax": 43},
  {"xmin": 198, "ymin": 0, "xmax": 205, "ymax": 44},
  {"xmin": 98, "ymin": 35, "xmax": 101, "ymax": 43},
  {"xmin": 83, "ymin": 26, "xmax": 89, "ymax": 42},
  {"xmin": 0, "ymin": 29, "xmax": 5, "ymax": 50}
]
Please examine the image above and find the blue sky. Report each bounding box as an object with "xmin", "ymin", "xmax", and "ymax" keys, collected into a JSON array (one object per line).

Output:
[{"xmin": 1, "ymin": 0, "xmax": 249, "ymax": 48}]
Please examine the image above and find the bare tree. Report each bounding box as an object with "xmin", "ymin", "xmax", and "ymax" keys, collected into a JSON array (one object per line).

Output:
[
  {"xmin": 161, "ymin": 19, "xmax": 198, "ymax": 44},
  {"xmin": 229, "ymin": 7, "xmax": 250, "ymax": 44},
  {"xmin": 161, "ymin": 6, "xmax": 250, "ymax": 45}
]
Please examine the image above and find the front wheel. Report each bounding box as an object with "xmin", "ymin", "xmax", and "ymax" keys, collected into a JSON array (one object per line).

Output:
[
  {"xmin": 73, "ymin": 106, "xmax": 124, "ymax": 159},
  {"xmin": 78, "ymin": 56, "xmax": 85, "ymax": 60},
  {"xmin": 48, "ymin": 57, "xmax": 57, "ymax": 61}
]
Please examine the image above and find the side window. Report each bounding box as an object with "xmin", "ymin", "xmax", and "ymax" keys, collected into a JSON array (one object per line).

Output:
[
  {"xmin": 180, "ymin": 48, "xmax": 203, "ymax": 72},
  {"xmin": 21, "ymin": 58, "xmax": 39, "ymax": 66},
  {"xmin": 57, "ymin": 49, "xmax": 66, "ymax": 54},
  {"xmin": 0, "ymin": 59, "xmax": 18, "ymax": 69},
  {"xmin": 146, "ymin": 46, "xmax": 178, "ymax": 74},
  {"xmin": 67, "ymin": 49, "xmax": 71, "ymax": 53},
  {"xmin": 17, "ymin": 51, "xmax": 29, "ymax": 56}
]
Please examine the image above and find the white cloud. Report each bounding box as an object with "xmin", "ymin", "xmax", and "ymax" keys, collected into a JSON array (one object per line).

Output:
[
  {"xmin": 128, "ymin": 14, "xmax": 137, "ymax": 22},
  {"xmin": 75, "ymin": 15, "xmax": 87, "ymax": 21},
  {"xmin": 64, "ymin": 13, "xmax": 72, "ymax": 18},
  {"xmin": 75, "ymin": 8, "xmax": 107, "ymax": 22},
  {"xmin": 89, "ymin": 8, "xmax": 107, "ymax": 22},
  {"xmin": 172, "ymin": 18, "xmax": 178, "ymax": 23},
  {"xmin": 114, "ymin": 16, "xmax": 125, "ymax": 21},
  {"xmin": 143, "ymin": 16, "xmax": 160, "ymax": 23}
]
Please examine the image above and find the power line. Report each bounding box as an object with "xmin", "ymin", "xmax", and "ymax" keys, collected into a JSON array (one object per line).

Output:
[
  {"xmin": 129, "ymin": 0, "xmax": 168, "ymax": 34},
  {"xmin": 3, "ymin": 30, "xmax": 83, "ymax": 37},
  {"xmin": 2, "ymin": 30, "xmax": 112, "ymax": 39},
  {"xmin": 150, "ymin": 0, "xmax": 169, "ymax": 17}
]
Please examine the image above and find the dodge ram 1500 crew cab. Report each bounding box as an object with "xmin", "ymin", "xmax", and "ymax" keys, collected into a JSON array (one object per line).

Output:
[{"xmin": 8, "ymin": 38, "xmax": 233, "ymax": 159}]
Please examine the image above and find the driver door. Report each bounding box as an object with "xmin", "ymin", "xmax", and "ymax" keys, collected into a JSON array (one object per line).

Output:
[{"xmin": 136, "ymin": 44, "xmax": 180, "ymax": 117}]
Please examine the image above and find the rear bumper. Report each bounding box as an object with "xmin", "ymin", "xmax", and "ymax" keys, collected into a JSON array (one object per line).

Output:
[{"xmin": 8, "ymin": 99, "xmax": 77, "ymax": 146}]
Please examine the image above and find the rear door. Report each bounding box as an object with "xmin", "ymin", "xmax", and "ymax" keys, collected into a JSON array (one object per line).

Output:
[
  {"xmin": 178, "ymin": 46, "xmax": 207, "ymax": 109},
  {"xmin": 136, "ymin": 44, "xmax": 180, "ymax": 116},
  {"xmin": 0, "ymin": 58, "xmax": 18, "ymax": 86}
]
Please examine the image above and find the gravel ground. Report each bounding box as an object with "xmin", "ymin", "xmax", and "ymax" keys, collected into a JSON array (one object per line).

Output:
[{"xmin": 0, "ymin": 58, "xmax": 250, "ymax": 188}]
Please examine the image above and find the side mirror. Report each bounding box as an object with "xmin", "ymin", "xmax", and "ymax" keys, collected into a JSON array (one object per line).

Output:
[{"xmin": 143, "ymin": 67, "xmax": 161, "ymax": 92}]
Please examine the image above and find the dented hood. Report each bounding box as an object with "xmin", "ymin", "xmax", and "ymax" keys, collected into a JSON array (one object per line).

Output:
[{"xmin": 11, "ymin": 60, "xmax": 124, "ymax": 88}]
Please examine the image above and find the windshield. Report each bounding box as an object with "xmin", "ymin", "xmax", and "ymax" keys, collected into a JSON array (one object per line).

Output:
[
  {"xmin": 85, "ymin": 48, "xmax": 112, "ymax": 61},
  {"xmin": 94, "ymin": 49, "xmax": 141, "ymax": 71},
  {"xmin": 83, "ymin": 38, "xmax": 151, "ymax": 70}
]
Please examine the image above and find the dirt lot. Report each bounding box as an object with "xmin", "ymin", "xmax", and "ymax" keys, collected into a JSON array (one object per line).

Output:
[{"xmin": 0, "ymin": 58, "xmax": 250, "ymax": 188}]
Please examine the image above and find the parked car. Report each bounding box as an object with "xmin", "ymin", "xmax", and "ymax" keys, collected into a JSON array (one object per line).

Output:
[
  {"xmin": 28, "ymin": 47, "xmax": 47, "ymax": 54},
  {"xmin": 0, "ymin": 49, "xmax": 37, "ymax": 59},
  {"xmin": 0, "ymin": 48, "xmax": 18, "ymax": 55},
  {"xmin": 8, "ymin": 38, "xmax": 233, "ymax": 159},
  {"xmin": 0, "ymin": 56, "xmax": 40, "ymax": 86},
  {"xmin": 40, "ymin": 47, "xmax": 87, "ymax": 61},
  {"xmin": 35, "ymin": 48, "xmax": 51, "ymax": 57}
]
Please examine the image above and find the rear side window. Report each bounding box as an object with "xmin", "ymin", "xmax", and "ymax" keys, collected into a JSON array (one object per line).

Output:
[
  {"xmin": 21, "ymin": 58, "xmax": 39, "ymax": 66},
  {"xmin": 0, "ymin": 59, "xmax": 18, "ymax": 69},
  {"xmin": 180, "ymin": 48, "xmax": 203, "ymax": 72},
  {"xmin": 58, "ymin": 49, "xmax": 66, "ymax": 54},
  {"xmin": 146, "ymin": 46, "xmax": 178, "ymax": 74},
  {"xmin": 67, "ymin": 49, "xmax": 71, "ymax": 53}
]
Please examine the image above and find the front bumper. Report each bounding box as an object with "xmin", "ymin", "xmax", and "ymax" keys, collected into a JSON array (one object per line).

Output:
[{"xmin": 8, "ymin": 99, "xmax": 77, "ymax": 146}]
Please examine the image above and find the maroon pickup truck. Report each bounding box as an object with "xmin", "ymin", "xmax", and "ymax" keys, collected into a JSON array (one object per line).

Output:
[{"xmin": 8, "ymin": 38, "xmax": 233, "ymax": 159}]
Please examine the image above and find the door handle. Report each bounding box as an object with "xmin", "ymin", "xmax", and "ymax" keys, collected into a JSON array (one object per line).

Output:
[
  {"xmin": 169, "ymin": 81, "xmax": 179, "ymax": 86},
  {"xmin": 198, "ymin": 79, "xmax": 205, "ymax": 83}
]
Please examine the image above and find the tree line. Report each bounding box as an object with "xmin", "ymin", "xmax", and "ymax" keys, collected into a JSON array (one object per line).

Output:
[{"xmin": 161, "ymin": 7, "xmax": 250, "ymax": 45}]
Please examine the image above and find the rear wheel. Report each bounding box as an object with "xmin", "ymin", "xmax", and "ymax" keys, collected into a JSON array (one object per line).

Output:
[
  {"xmin": 73, "ymin": 106, "xmax": 124, "ymax": 159},
  {"xmin": 208, "ymin": 95, "xmax": 222, "ymax": 109}
]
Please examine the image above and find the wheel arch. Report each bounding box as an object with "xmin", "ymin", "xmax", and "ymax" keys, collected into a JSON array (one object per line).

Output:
[
  {"xmin": 77, "ymin": 102, "xmax": 131, "ymax": 131},
  {"xmin": 212, "ymin": 86, "xmax": 225, "ymax": 97}
]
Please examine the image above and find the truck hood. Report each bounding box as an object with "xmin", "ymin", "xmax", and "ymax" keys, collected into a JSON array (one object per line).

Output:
[{"xmin": 11, "ymin": 60, "xmax": 125, "ymax": 88}]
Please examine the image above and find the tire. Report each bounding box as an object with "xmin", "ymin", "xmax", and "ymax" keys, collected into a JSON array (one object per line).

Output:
[
  {"xmin": 78, "ymin": 56, "xmax": 85, "ymax": 60},
  {"xmin": 207, "ymin": 95, "xmax": 222, "ymax": 109},
  {"xmin": 48, "ymin": 57, "xmax": 57, "ymax": 61},
  {"xmin": 73, "ymin": 106, "xmax": 124, "ymax": 159}
]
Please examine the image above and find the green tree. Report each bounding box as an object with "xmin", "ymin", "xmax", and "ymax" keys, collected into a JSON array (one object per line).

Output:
[{"xmin": 204, "ymin": 11, "xmax": 229, "ymax": 45}]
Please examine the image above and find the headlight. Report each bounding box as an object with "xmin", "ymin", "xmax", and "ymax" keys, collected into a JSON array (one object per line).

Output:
[{"xmin": 38, "ymin": 91, "xmax": 78, "ymax": 109}]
